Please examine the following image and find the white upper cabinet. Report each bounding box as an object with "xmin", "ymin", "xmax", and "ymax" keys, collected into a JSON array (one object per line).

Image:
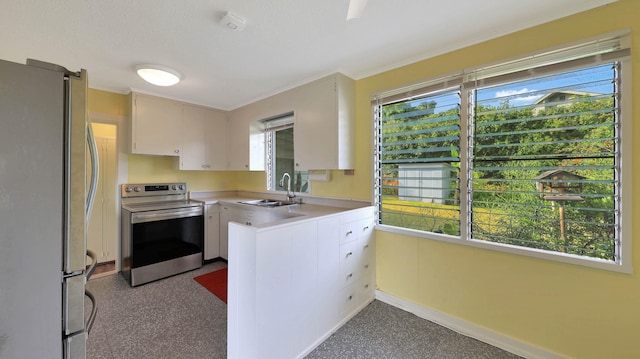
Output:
[
  {"xmin": 226, "ymin": 104, "xmax": 267, "ymax": 171},
  {"xmin": 227, "ymin": 73, "xmax": 355, "ymax": 171},
  {"xmin": 293, "ymin": 73, "xmax": 355, "ymax": 170},
  {"xmin": 130, "ymin": 93, "xmax": 182, "ymax": 156},
  {"xmin": 130, "ymin": 73, "xmax": 354, "ymax": 170},
  {"xmin": 226, "ymin": 109, "xmax": 252, "ymax": 170},
  {"xmin": 180, "ymin": 105, "xmax": 227, "ymax": 170}
]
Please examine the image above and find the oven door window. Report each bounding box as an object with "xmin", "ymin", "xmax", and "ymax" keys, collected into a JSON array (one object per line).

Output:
[{"xmin": 131, "ymin": 215, "xmax": 204, "ymax": 268}]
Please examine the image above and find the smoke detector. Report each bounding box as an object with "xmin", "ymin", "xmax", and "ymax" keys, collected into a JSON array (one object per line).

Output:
[{"xmin": 221, "ymin": 12, "xmax": 246, "ymax": 31}]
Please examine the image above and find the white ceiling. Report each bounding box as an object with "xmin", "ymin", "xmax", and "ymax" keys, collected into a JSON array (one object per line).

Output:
[{"xmin": 0, "ymin": 0, "xmax": 617, "ymax": 111}]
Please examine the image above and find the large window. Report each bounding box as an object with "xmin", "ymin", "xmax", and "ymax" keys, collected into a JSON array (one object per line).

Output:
[
  {"xmin": 374, "ymin": 34, "xmax": 631, "ymax": 270},
  {"xmin": 471, "ymin": 64, "xmax": 618, "ymax": 260},
  {"xmin": 376, "ymin": 89, "xmax": 461, "ymax": 235}
]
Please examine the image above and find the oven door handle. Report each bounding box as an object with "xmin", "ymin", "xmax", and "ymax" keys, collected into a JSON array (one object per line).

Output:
[{"xmin": 131, "ymin": 206, "xmax": 203, "ymax": 223}]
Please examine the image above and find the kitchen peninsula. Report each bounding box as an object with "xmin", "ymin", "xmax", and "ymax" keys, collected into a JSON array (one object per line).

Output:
[{"xmin": 190, "ymin": 191, "xmax": 375, "ymax": 359}]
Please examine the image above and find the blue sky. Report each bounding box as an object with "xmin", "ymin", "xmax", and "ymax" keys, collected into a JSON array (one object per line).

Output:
[
  {"xmin": 476, "ymin": 63, "xmax": 615, "ymax": 107},
  {"xmin": 399, "ymin": 63, "xmax": 615, "ymax": 113}
]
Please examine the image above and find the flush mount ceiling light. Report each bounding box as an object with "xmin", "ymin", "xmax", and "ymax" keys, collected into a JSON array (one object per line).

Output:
[{"xmin": 135, "ymin": 64, "xmax": 182, "ymax": 86}]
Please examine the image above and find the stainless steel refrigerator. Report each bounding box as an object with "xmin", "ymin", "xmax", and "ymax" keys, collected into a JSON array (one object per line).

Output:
[{"xmin": 0, "ymin": 58, "xmax": 99, "ymax": 358}]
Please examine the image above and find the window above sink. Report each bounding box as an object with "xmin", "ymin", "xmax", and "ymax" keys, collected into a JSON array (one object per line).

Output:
[{"xmin": 260, "ymin": 112, "xmax": 310, "ymax": 194}]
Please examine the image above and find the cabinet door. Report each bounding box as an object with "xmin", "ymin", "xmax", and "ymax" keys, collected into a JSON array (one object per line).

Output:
[
  {"xmin": 316, "ymin": 216, "xmax": 342, "ymax": 335},
  {"xmin": 227, "ymin": 105, "xmax": 266, "ymax": 171},
  {"xmin": 206, "ymin": 111, "xmax": 228, "ymax": 169},
  {"xmin": 181, "ymin": 105, "xmax": 208, "ymax": 169},
  {"xmin": 219, "ymin": 206, "xmax": 231, "ymax": 260},
  {"xmin": 220, "ymin": 205, "xmax": 245, "ymax": 259},
  {"xmin": 131, "ymin": 93, "xmax": 182, "ymax": 156},
  {"xmin": 180, "ymin": 105, "xmax": 228, "ymax": 170},
  {"xmin": 204, "ymin": 204, "xmax": 221, "ymax": 260},
  {"xmin": 226, "ymin": 111, "xmax": 251, "ymax": 170},
  {"xmin": 293, "ymin": 75, "xmax": 337, "ymax": 170},
  {"xmin": 293, "ymin": 74, "xmax": 355, "ymax": 170}
]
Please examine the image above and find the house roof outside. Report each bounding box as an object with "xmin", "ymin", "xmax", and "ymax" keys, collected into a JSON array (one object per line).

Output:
[{"xmin": 533, "ymin": 90, "xmax": 601, "ymax": 105}]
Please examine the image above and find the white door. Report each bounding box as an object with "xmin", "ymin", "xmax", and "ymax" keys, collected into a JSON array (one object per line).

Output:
[{"xmin": 87, "ymin": 124, "xmax": 117, "ymax": 263}]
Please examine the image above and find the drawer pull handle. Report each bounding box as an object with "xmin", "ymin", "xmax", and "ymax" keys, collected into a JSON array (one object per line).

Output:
[
  {"xmin": 347, "ymin": 273, "xmax": 353, "ymax": 279},
  {"xmin": 346, "ymin": 230, "xmax": 353, "ymax": 236},
  {"xmin": 346, "ymin": 251, "xmax": 353, "ymax": 257},
  {"xmin": 365, "ymin": 284, "xmax": 369, "ymax": 289},
  {"xmin": 363, "ymin": 226, "xmax": 369, "ymax": 231},
  {"xmin": 364, "ymin": 244, "xmax": 369, "ymax": 249},
  {"xmin": 365, "ymin": 264, "xmax": 369, "ymax": 269},
  {"xmin": 348, "ymin": 295, "xmax": 353, "ymax": 301}
]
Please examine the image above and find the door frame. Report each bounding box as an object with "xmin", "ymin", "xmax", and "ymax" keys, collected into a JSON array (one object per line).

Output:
[{"xmin": 89, "ymin": 112, "xmax": 128, "ymax": 272}]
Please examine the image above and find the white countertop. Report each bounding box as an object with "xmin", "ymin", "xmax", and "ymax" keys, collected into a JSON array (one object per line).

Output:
[{"xmin": 190, "ymin": 191, "xmax": 372, "ymax": 230}]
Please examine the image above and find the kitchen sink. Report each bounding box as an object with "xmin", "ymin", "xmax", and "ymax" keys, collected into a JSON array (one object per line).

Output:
[{"xmin": 239, "ymin": 199, "xmax": 299, "ymax": 207}]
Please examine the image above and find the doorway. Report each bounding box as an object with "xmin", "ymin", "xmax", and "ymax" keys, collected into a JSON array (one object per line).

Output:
[{"xmin": 87, "ymin": 123, "xmax": 117, "ymax": 265}]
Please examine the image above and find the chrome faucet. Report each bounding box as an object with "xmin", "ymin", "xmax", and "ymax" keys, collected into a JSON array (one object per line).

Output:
[{"xmin": 279, "ymin": 172, "xmax": 296, "ymax": 203}]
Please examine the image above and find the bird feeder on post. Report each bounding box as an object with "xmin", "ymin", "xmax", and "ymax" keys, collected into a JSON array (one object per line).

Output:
[{"xmin": 535, "ymin": 169, "xmax": 585, "ymax": 252}]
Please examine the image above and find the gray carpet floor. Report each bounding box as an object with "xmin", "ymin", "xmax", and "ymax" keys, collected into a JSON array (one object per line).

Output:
[{"xmin": 85, "ymin": 262, "xmax": 520, "ymax": 359}]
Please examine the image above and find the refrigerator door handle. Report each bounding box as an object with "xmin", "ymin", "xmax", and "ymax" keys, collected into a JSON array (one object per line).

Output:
[
  {"xmin": 86, "ymin": 123, "xmax": 99, "ymax": 221},
  {"xmin": 63, "ymin": 274, "xmax": 85, "ymax": 335},
  {"xmin": 85, "ymin": 289, "xmax": 98, "ymax": 335},
  {"xmin": 85, "ymin": 249, "xmax": 97, "ymax": 281}
]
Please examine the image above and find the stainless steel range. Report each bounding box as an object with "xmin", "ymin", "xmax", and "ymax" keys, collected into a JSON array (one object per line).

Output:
[{"xmin": 120, "ymin": 182, "xmax": 204, "ymax": 286}]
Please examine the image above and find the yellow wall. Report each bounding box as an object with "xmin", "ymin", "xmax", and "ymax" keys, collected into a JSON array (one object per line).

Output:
[
  {"xmin": 126, "ymin": 154, "xmax": 242, "ymax": 191},
  {"xmin": 87, "ymin": 89, "xmax": 241, "ymax": 191},
  {"xmin": 88, "ymin": 88, "xmax": 128, "ymax": 117},
  {"xmin": 367, "ymin": 1, "xmax": 639, "ymax": 358},
  {"xmin": 91, "ymin": 122, "xmax": 116, "ymax": 138},
  {"xmin": 87, "ymin": 2, "xmax": 639, "ymax": 355}
]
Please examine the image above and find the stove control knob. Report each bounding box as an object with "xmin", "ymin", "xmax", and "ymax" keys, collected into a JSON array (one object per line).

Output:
[
  {"xmin": 179, "ymin": 184, "xmax": 185, "ymax": 190},
  {"xmin": 125, "ymin": 186, "xmax": 132, "ymax": 193},
  {"xmin": 172, "ymin": 185, "xmax": 177, "ymax": 190},
  {"xmin": 134, "ymin": 186, "xmax": 142, "ymax": 192}
]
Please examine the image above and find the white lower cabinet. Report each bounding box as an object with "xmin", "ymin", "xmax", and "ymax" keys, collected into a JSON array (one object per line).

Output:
[
  {"xmin": 219, "ymin": 205, "xmax": 242, "ymax": 260},
  {"xmin": 316, "ymin": 216, "xmax": 342, "ymax": 335},
  {"xmin": 220, "ymin": 204, "xmax": 273, "ymax": 260},
  {"xmin": 204, "ymin": 204, "xmax": 220, "ymax": 260},
  {"xmin": 338, "ymin": 209, "xmax": 375, "ymax": 317},
  {"xmin": 228, "ymin": 206, "xmax": 375, "ymax": 359}
]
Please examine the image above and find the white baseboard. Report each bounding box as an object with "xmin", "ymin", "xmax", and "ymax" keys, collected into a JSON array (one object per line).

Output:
[{"xmin": 375, "ymin": 290, "xmax": 566, "ymax": 359}]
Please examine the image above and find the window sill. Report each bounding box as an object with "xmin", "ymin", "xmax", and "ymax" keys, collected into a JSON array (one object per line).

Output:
[{"xmin": 375, "ymin": 224, "xmax": 632, "ymax": 274}]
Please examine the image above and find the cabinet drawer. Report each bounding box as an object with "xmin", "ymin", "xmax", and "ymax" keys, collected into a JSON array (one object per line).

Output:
[
  {"xmin": 339, "ymin": 207, "xmax": 374, "ymax": 225},
  {"xmin": 339, "ymin": 221, "xmax": 358, "ymax": 244},
  {"xmin": 357, "ymin": 217, "xmax": 374, "ymax": 239},
  {"xmin": 360, "ymin": 249, "xmax": 375, "ymax": 279},
  {"xmin": 339, "ymin": 282, "xmax": 359, "ymax": 317},
  {"xmin": 339, "ymin": 241, "xmax": 358, "ymax": 287},
  {"xmin": 358, "ymin": 275, "xmax": 375, "ymax": 304}
]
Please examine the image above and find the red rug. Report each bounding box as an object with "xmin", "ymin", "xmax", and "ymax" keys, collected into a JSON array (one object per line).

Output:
[{"xmin": 194, "ymin": 267, "xmax": 227, "ymax": 303}]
